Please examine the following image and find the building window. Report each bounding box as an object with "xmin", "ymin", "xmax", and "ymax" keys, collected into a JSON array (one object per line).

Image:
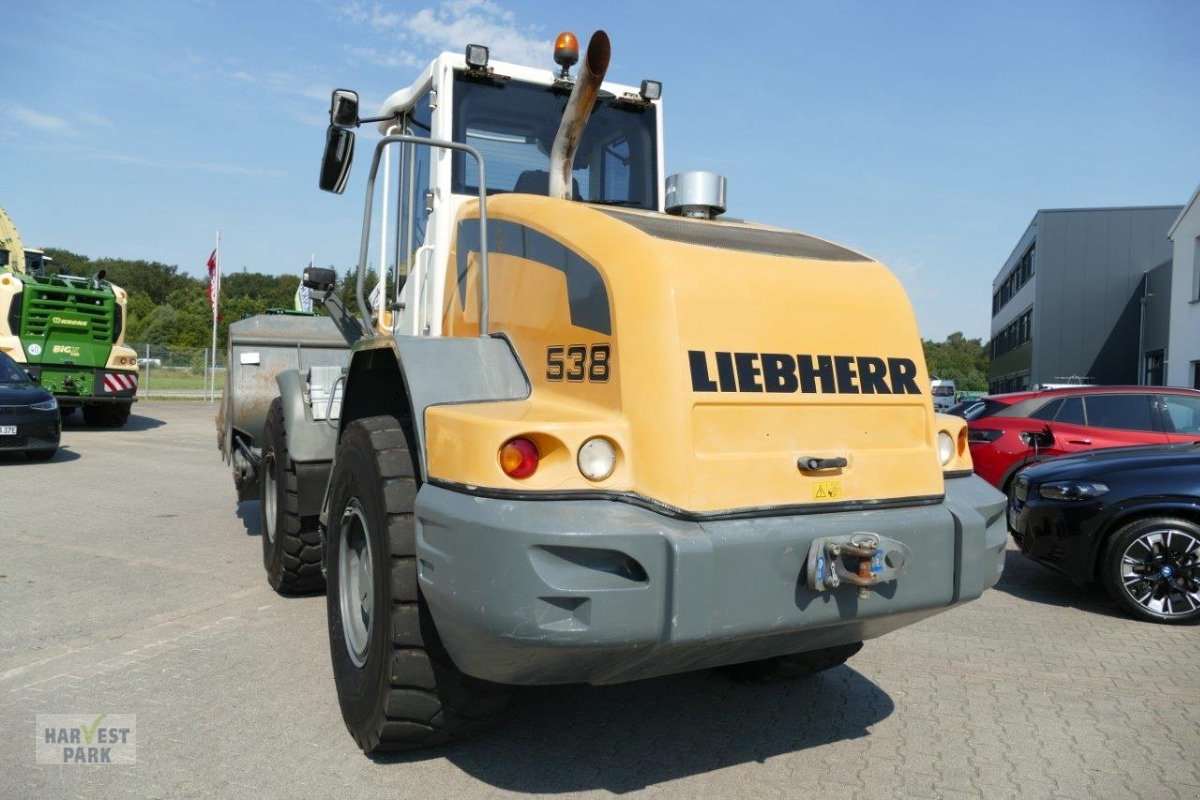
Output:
[
  {"xmin": 1193, "ymin": 361, "xmax": 1200, "ymax": 391},
  {"xmin": 1143, "ymin": 349, "xmax": 1165, "ymax": 386},
  {"xmin": 991, "ymin": 308, "xmax": 1033, "ymax": 359},
  {"xmin": 992, "ymin": 242, "xmax": 1036, "ymax": 317},
  {"xmin": 1193, "ymin": 236, "xmax": 1200, "ymax": 301}
]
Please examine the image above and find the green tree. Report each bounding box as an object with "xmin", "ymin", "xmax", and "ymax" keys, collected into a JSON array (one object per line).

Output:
[{"xmin": 923, "ymin": 332, "xmax": 990, "ymax": 392}]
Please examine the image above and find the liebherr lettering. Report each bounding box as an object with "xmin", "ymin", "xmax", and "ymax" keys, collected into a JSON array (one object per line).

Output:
[{"xmin": 687, "ymin": 351, "xmax": 922, "ymax": 395}]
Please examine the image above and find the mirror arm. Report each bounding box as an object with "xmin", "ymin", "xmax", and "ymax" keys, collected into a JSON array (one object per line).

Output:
[{"xmin": 312, "ymin": 289, "xmax": 363, "ymax": 345}]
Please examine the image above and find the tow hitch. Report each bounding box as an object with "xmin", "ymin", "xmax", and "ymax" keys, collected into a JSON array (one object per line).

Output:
[{"xmin": 806, "ymin": 533, "xmax": 913, "ymax": 599}]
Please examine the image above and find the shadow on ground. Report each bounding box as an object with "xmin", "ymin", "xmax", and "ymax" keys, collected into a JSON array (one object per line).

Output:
[
  {"xmin": 237, "ymin": 500, "xmax": 261, "ymax": 537},
  {"xmin": 375, "ymin": 666, "xmax": 892, "ymax": 793},
  {"xmin": 61, "ymin": 411, "xmax": 165, "ymax": 432},
  {"xmin": 992, "ymin": 549, "xmax": 1126, "ymax": 619},
  {"xmin": 0, "ymin": 447, "xmax": 80, "ymax": 465}
]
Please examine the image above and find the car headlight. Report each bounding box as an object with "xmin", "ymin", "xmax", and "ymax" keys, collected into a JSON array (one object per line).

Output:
[
  {"xmin": 937, "ymin": 431, "xmax": 955, "ymax": 466},
  {"xmin": 32, "ymin": 396, "xmax": 58, "ymax": 412},
  {"xmin": 1038, "ymin": 481, "xmax": 1108, "ymax": 501}
]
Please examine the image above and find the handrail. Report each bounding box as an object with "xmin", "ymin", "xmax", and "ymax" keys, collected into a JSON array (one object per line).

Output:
[{"xmin": 357, "ymin": 135, "xmax": 490, "ymax": 336}]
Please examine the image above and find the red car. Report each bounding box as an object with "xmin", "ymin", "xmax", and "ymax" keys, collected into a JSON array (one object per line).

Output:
[{"xmin": 967, "ymin": 386, "xmax": 1200, "ymax": 491}]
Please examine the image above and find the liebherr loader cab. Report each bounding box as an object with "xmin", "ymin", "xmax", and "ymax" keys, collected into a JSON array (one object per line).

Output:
[{"xmin": 311, "ymin": 31, "xmax": 1007, "ymax": 753}]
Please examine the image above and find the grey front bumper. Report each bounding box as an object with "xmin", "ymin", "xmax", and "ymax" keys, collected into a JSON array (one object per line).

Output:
[{"xmin": 415, "ymin": 474, "xmax": 1006, "ymax": 685}]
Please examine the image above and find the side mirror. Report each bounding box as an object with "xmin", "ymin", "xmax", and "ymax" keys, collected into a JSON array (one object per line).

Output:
[
  {"xmin": 319, "ymin": 125, "xmax": 355, "ymax": 194},
  {"xmin": 302, "ymin": 266, "xmax": 337, "ymax": 292},
  {"xmin": 330, "ymin": 89, "xmax": 360, "ymax": 127}
]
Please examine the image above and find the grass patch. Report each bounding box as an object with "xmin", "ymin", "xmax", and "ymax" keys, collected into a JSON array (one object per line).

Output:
[{"xmin": 139, "ymin": 368, "xmax": 225, "ymax": 392}]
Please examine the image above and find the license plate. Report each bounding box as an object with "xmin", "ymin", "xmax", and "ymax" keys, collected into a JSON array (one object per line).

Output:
[{"xmin": 0, "ymin": 425, "xmax": 15, "ymax": 436}]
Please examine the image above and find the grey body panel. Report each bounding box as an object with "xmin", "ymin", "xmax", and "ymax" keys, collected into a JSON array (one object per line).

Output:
[
  {"xmin": 220, "ymin": 314, "xmax": 351, "ymax": 461},
  {"xmin": 414, "ymin": 474, "xmax": 1006, "ymax": 685},
  {"xmin": 356, "ymin": 335, "xmax": 530, "ymax": 479},
  {"xmin": 275, "ymin": 369, "xmax": 339, "ymax": 464}
]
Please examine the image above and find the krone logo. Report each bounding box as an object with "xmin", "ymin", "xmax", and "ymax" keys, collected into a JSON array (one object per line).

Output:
[{"xmin": 51, "ymin": 316, "xmax": 88, "ymax": 328}]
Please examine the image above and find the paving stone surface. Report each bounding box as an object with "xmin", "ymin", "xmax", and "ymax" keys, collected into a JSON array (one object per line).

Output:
[{"xmin": 1, "ymin": 402, "xmax": 1196, "ymax": 799}]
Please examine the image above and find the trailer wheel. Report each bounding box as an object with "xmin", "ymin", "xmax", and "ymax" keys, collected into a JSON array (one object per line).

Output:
[
  {"xmin": 718, "ymin": 642, "xmax": 864, "ymax": 683},
  {"xmin": 261, "ymin": 399, "xmax": 324, "ymax": 594},
  {"xmin": 326, "ymin": 415, "xmax": 510, "ymax": 753},
  {"xmin": 82, "ymin": 402, "xmax": 131, "ymax": 428}
]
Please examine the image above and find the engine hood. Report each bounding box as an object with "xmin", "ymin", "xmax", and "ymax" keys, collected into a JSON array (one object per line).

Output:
[{"xmin": 439, "ymin": 196, "xmax": 946, "ymax": 514}]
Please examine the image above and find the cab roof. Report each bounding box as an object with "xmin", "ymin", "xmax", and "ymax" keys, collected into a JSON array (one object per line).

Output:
[{"xmin": 375, "ymin": 51, "xmax": 647, "ymax": 133}]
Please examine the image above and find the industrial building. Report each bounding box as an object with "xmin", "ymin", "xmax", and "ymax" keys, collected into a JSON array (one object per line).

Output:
[
  {"xmin": 1166, "ymin": 186, "xmax": 1200, "ymax": 389},
  {"xmin": 988, "ymin": 205, "xmax": 1182, "ymax": 393}
]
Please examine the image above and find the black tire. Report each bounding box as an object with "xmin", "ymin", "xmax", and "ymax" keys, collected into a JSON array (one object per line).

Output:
[
  {"xmin": 82, "ymin": 402, "xmax": 131, "ymax": 428},
  {"xmin": 260, "ymin": 399, "xmax": 324, "ymax": 594},
  {"xmin": 325, "ymin": 415, "xmax": 510, "ymax": 753},
  {"xmin": 718, "ymin": 642, "xmax": 864, "ymax": 683},
  {"xmin": 26, "ymin": 449, "xmax": 57, "ymax": 462},
  {"xmin": 1101, "ymin": 516, "xmax": 1200, "ymax": 624}
]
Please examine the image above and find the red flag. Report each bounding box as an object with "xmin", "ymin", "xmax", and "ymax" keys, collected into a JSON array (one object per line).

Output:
[{"xmin": 206, "ymin": 249, "xmax": 219, "ymax": 308}]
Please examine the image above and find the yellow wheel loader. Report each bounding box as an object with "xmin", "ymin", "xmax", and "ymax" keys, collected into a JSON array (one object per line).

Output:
[{"xmin": 237, "ymin": 30, "xmax": 1007, "ymax": 752}]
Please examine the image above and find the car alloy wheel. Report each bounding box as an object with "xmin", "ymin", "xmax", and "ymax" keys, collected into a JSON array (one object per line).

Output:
[{"xmin": 1119, "ymin": 528, "xmax": 1200, "ymax": 618}]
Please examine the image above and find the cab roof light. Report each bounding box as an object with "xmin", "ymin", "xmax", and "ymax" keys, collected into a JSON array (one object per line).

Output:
[
  {"xmin": 640, "ymin": 79, "xmax": 662, "ymax": 101},
  {"xmin": 553, "ymin": 31, "xmax": 579, "ymax": 78},
  {"xmin": 465, "ymin": 43, "xmax": 489, "ymax": 71}
]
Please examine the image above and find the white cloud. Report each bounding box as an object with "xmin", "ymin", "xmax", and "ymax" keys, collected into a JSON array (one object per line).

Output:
[
  {"xmin": 12, "ymin": 106, "xmax": 70, "ymax": 132},
  {"xmin": 345, "ymin": 45, "xmax": 422, "ymax": 70},
  {"xmin": 80, "ymin": 112, "xmax": 114, "ymax": 129},
  {"xmin": 341, "ymin": 0, "xmax": 551, "ymax": 68},
  {"xmin": 94, "ymin": 151, "xmax": 287, "ymax": 178}
]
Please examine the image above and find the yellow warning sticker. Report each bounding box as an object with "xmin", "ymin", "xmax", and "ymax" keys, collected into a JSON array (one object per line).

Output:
[{"xmin": 812, "ymin": 480, "xmax": 843, "ymax": 501}]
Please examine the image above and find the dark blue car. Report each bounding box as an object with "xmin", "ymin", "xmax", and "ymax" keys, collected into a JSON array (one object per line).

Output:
[
  {"xmin": 1008, "ymin": 443, "xmax": 1200, "ymax": 623},
  {"xmin": 0, "ymin": 350, "xmax": 61, "ymax": 460}
]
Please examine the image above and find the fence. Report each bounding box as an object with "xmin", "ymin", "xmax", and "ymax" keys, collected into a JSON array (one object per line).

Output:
[{"xmin": 127, "ymin": 343, "xmax": 226, "ymax": 400}]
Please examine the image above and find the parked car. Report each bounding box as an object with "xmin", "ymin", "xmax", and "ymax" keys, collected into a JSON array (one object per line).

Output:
[
  {"xmin": 0, "ymin": 350, "xmax": 61, "ymax": 460},
  {"xmin": 968, "ymin": 386, "xmax": 1200, "ymax": 491},
  {"xmin": 1008, "ymin": 443, "xmax": 1200, "ymax": 623},
  {"xmin": 946, "ymin": 396, "xmax": 1011, "ymax": 421}
]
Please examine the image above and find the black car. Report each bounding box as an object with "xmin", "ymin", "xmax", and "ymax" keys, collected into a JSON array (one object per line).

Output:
[
  {"xmin": 1008, "ymin": 443, "xmax": 1200, "ymax": 623},
  {"xmin": 0, "ymin": 351, "xmax": 61, "ymax": 461}
]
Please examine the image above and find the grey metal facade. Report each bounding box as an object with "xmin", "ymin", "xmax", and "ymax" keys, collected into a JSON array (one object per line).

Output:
[{"xmin": 989, "ymin": 206, "xmax": 1181, "ymax": 393}]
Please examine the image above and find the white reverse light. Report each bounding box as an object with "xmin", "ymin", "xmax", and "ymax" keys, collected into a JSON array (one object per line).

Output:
[
  {"xmin": 937, "ymin": 431, "xmax": 955, "ymax": 466},
  {"xmin": 577, "ymin": 437, "xmax": 617, "ymax": 481}
]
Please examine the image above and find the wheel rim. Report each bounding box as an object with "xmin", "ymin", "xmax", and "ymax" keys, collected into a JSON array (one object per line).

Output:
[
  {"xmin": 338, "ymin": 498, "xmax": 374, "ymax": 667},
  {"xmin": 1120, "ymin": 528, "xmax": 1200, "ymax": 617},
  {"xmin": 262, "ymin": 453, "xmax": 277, "ymax": 545}
]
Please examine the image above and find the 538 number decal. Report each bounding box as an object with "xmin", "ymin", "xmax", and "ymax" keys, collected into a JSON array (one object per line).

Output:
[{"xmin": 546, "ymin": 344, "xmax": 610, "ymax": 383}]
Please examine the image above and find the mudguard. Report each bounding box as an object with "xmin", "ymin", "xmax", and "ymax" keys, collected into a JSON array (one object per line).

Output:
[{"xmin": 321, "ymin": 334, "xmax": 529, "ymax": 527}]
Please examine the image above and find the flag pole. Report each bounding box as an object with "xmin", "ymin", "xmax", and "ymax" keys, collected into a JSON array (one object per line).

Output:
[{"xmin": 210, "ymin": 230, "xmax": 220, "ymax": 402}]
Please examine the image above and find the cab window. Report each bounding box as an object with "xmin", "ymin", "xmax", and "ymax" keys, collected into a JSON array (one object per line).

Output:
[{"xmin": 1082, "ymin": 394, "xmax": 1157, "ymax": 432}]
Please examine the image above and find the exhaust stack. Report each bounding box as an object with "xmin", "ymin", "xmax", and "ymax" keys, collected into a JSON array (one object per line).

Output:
[{"xmin": 548, "ymin": 30, "xmax": 611, "ymax": 201}]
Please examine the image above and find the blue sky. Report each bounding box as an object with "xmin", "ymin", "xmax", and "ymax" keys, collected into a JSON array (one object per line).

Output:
[{"xmin": 3, "ymin": 0, "xmax": 1198, "ymax": 339}]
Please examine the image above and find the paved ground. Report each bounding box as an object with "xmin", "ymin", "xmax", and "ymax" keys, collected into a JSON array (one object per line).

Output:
[{"xmin": 1, "ymin": 402, "xmax": 1196, "ymax": 799}]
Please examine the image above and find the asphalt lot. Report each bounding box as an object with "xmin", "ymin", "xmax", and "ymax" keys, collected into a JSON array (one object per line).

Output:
[{"xmin": 1, "ymin": 402, "xmax": 1197, "ymax": 799}]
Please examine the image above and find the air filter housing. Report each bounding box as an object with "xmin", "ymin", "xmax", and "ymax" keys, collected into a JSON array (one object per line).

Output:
[{"xmin": 665, "ymin": 171, "xmax": 727, "ymax": 219}]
